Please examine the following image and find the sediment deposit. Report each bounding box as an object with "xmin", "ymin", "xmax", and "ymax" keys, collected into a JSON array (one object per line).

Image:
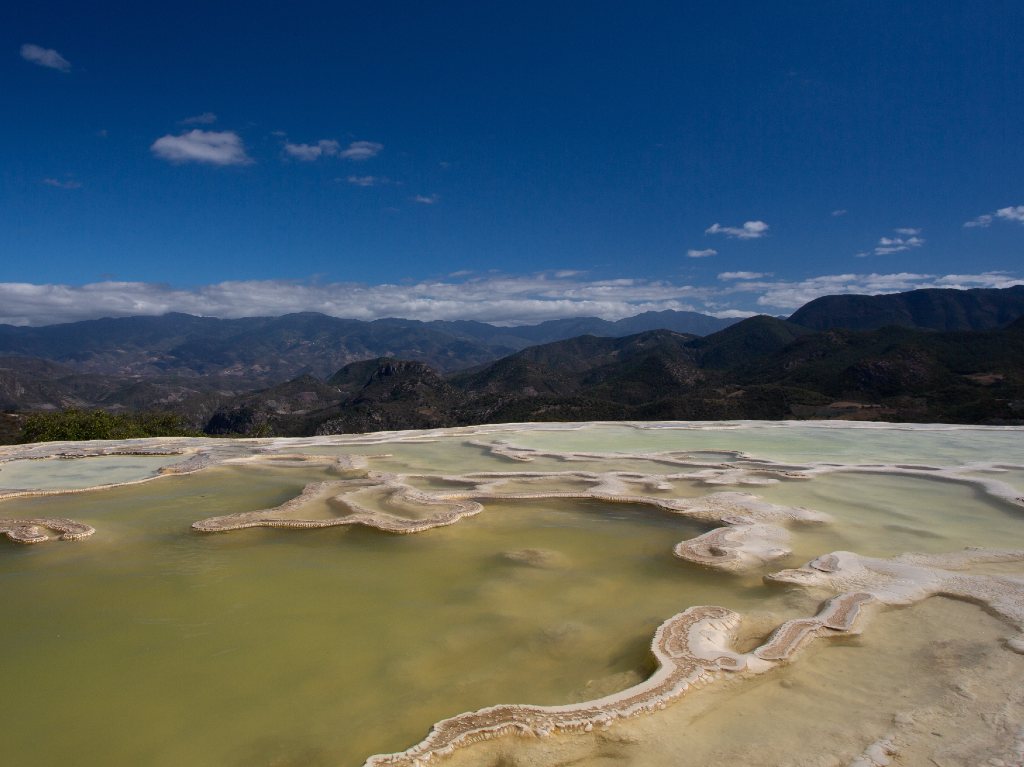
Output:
[{"xmin": 1, "ymin": 421, "xmax": 1021, "ymax": 766}]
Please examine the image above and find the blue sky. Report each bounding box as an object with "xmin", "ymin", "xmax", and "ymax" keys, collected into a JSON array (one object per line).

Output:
[{"xmin": 2, "ymin": 1, "xmax": 1023, "ymax": 325}]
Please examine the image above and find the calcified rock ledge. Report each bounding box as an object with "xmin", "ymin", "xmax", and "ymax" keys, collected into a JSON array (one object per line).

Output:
[
  {"xmin": 2, "ymin": 422, "xmax": 1022, "ymax": 764},
  {"xmin": 191, "ymin": 470, "xmax": 825, "ymax": 573},
  {"xmin": 0, "ymin": 517, "xmax": 95, "ymax": 544},
  {"xmin": 366, "ymin": 592, "xmax": 876, "ymax": 766},
  {"xmin": 768, "ymin": 547, "xmax": 1024, "ymax": 653},
  {"xmin": 363, "ymin": 591, "xmax": 879, "ymax": 766},
  {"xmin": 365, "ymin": 544, "xmax": 1024, "ymax": 767}
]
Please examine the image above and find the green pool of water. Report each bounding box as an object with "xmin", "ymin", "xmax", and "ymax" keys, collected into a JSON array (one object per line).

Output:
[
  {"xmin": 0, "ymin": 454, "xmax": 185, "ymax": 490},
  {"xmin": 1, "ymin": 422, "xmax": 1022, "ymax": 767},
  {"xmin": 0, "ymin": 464, "xmax": 809, "ymax": 767}
]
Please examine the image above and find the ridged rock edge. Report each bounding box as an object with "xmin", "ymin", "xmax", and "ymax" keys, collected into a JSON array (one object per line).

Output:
[
  {"xmin": 0, "ymin": 517, "xmax": 95, "ymax": 544},
  {"xmin": 363, "ymin": 591, "xmax": 876, "ymax": 766}
]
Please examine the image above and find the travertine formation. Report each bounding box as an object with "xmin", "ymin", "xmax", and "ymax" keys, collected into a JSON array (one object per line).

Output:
[
  {"xmin": 0, "ymin": 517, "xmax": 94, "ymax": 543},
  {"xmin": 191, "ymin": 478, "xmax": 484, "ymax": 534},
  {"xmin": 1, "ymin": 422, "xmax": 1022, "ymax": 766},
  {"xmin": 363, "ymin": 592, "xmax": 877, "ymax": 766},
  {"xmin": 363, "ymin": 544, "xmax": 1024, "ymax": 767},
  {"xmin": 768, "ymin": 548, "xmax": 1024, "ymax": 653},
  {"xmin": 674, "ymin": 520, "xmax": 792, "ymax": 571},
  {"xmin": 191, "ymin": 469, "xmax": 826, "ymax": 575}
]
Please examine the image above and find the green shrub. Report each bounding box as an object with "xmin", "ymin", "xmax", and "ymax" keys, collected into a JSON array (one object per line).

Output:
[{"xmin": 17, "ymin": 410, "xmax": 201, "ymax": 443}]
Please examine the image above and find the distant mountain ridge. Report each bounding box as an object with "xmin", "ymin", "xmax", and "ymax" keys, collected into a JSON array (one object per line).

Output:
[
  {"xmin": 4, "ymin": 285, "xmax": 1024, "ymax": 437},
  {"xmin": 788, "ymin": 285, "xmax": 1024, "ymax": 331},
  {"xmin": 0, "ymin": 309, "xmax": 737, "ymax": 382},
  {"xmin": 199, "ymin": 314, "xmax": 1024, "ymax": 435}
]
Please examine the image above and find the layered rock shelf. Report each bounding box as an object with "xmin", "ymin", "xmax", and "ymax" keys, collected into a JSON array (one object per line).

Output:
[
  {"xmin": 0, "ymin": 517, "xmax": 94, "ymax": 543},
  {"xmin": 1, "ymin": 422, "xmax": 1022, "ymax": 766}
]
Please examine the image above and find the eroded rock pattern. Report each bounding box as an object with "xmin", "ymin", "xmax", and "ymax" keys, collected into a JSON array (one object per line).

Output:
[
  {"xmin": 1, "ymin": 422, "xmax": 1022, "ymax": 766},
  {"xmin": 768, "ymin": 548, "xmax": 1024, "ymax": 653},
  {"xmin": 0, "ymin": 517, "xmax": 94, "ymax": 543},
  {"xmin": 363, "ymin": 591, "xmax": 880, "ymax": 766}
]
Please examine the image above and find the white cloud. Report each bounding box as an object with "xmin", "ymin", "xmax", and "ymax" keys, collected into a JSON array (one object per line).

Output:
[
  {"xmin": 718, "ymin": 272, "xmax": 770, "ymax": 280},
  {"xmin": 20, "ymin": 43, "xmax": 71, "ymax": 72},
  {"xmin": 858, "ymin": 228, "xmax": 925, "ymax": 256},
  {"xmin": 0, "ymin": 275, "xmax": 713, "ymax": 326},
  {"xmin": 339, "ymin": 140, "xmax": 383, "ymax": 160},
  {"xmin": 724, "ymin": 271, "xmax": 1023, "ymax": 312},
  {"xmin": 686, "ymin": 248, "xmax": 717, "ymax": 258},
  {"xmin": 997, "ymin": 206, "xmax": 1024, "ymax": 223},
  {"xmin": 281, "ymin": 139, "xmax": 382, "ymax": 162},
  {"xmin": 705, "ymin": 220, "xmax": 770, "ymax": 239},
  {"xmin": 964, "ymin": 214, "xmax": 994, "ymax": 228},
  {"xmin": 831, "ymin": 209, "xmax": 847, "ymax": 217},
  {"xmin": 150, "ymin": 130, "xmax": 252, "ymax": 166},
  {"xmin": 284, "ymin": 139, "xmax": 340, "ymax": 161},
  {"xmin": 413, "ymin": 194, "xmax": 438, "ymax": 204},
  {"xmin": 965, "ymin": 205, "xmax": 1024, "ymax": 228},
  {"xmin": 42, "ymin": 178, "xmax": 82, "ymax": 189},
  {"xmin": 1, "ymin": 271, "xmax": 1019, "ymax": 327},
  {"xmin": 713, "ymin": 309, "xmax": 760, "ymax": 318},
  {"xmin": 180, "ymin": 112, "xmax": 217, "ymax": 125},
  {"xmin": 346, "ymin": 175, "xmax": 383, "ymax": 187}
]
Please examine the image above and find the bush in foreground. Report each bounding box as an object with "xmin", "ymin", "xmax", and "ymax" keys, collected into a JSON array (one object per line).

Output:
[{"xmin": 17, "ymin": 410, "xmax": 202, "ymax": 443}]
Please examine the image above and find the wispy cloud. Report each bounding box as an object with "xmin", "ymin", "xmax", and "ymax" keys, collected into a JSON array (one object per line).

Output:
[
  {"xmin": 150, "ymin": 130, "xmax": 252, "ymax": 166},
  {"xmin": 1, "ymin": 271, "xmax": 1019, "ymax": 327},
  {"xmin": 413, "ymin": 194, "xmax": 439, "ymax": 204},
  {"xmin": 830, "ymin": 209, "xmax": 847, "ymax": 217},
  {"xmin": 857, "ymin": 228, "xmax": 925, "ymax": 257},
  {"xmin": 339, "ymin": 140, "xmax": 383, "ymax": 160},
  {"xmin": 346, "ymin": 175, "xmax": 384, "ymax": 187},
  {"xmin": 964, "ymin": 205, "xmax": 1024, "ymax": 228},
  {"xmin": 179, "ymin": 112, "xmax": 217, "ymax": 125},
  {"xmin": 42, "ymin": 178, "xmax": 82, "ymax": 189},
  {"xmin": 686, "ymin": 248, "xmax": 717, "ymax": 258},
  {"xmin": 281, "ymin": 139, "xmax": 383, "ymax": 162},
  {"xmin": 284, "ymin": 139, "xmax": 340, "ymax": 161},
  {"xmin": 718, "ymin": 272, "xmax": 770, "ymax": 280},
  {"xmin": 705, "ymin": 220, "xmax": 769, "ymax": 239},
  {"xmin": 20, "ymin": 43, "xmax": 71, "ymax": 72}
]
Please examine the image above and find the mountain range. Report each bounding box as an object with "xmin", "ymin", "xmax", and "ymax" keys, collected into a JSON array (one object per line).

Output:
[
  {"xmin": 2, "ymin": 285, "xmax": 1023, "ymax": 436},
  {"xmin": 0, "ymin": 309, "xmax": 736, "ymax": 382},
  {"xmin": 203, "ymin": 314, "xmax": 1024, "ymax": 435}
]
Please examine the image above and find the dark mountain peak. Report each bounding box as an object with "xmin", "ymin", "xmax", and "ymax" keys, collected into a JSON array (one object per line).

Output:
[
  {"xmin": 789, "ymin": 285, "xmax": 1024, "ymax": 332},
  {"xmin": 327, "ymin": 357, "xmax": 440, "ymax": 391},
  {"xmin": 691, "ymin": 315, "xmax": 811, "ymax": 369},
  {"xmin": 611, "ymin": 310, "xmax": 735, "ymax": 336}
]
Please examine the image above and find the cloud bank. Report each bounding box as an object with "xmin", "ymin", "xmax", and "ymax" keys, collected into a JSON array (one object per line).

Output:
[
  {"xmin": 0, "ymin": 271, "xmax": 1019, "ymax": 327},
  {"xmin": 20, "ymin": 43, "xmax": 71, "ymax": 72},
  {"xmin": 151, "ymin": 130, "xmax": 252, "ymax": 165}
]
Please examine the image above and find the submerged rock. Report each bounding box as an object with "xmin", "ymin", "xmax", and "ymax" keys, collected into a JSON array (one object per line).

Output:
[{"xmin": 499, "ymin": 547, "xmax": 570, "ymax": 569}]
